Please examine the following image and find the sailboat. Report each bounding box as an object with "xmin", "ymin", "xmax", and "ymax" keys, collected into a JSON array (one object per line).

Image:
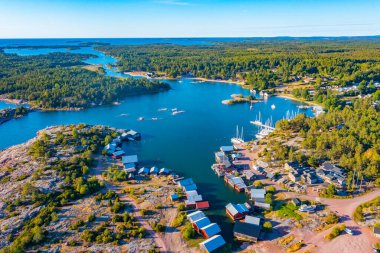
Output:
[{"xmin": 231, "ymin": 126, "xmax": 244, "ymax": 145}]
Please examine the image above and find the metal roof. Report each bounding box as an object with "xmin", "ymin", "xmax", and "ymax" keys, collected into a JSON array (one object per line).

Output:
[
  {"xmin": 122, "ymin": 155, "xmax": 138, "ymax": 164},
  {"xmin": 199, "ymin": 235, "xmax": 226, "ymax": 252},
  {"xmin": 193, "ymin": 217, "xmax": 211, "ymax": 228},
  {"xmin": 233, "ymin": 222, "xmax": 261, "ymax": 239},
  {"xmin": 244, "ymin": 215, "xmax": 261, "ymax": 226},
  {"xmin": 187, "ymin": 211, "xmax": 205, "ymax": 223},
  {"xmin": 250, "ymin": 189, "xmax": 266, "ymax": 199},
  {"xmin": 201, "ymin": 223, "xmax": 221, "ymax": 237}
]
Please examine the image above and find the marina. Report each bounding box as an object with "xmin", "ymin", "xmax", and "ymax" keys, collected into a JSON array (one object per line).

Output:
[{"xmin": 0, "ymin": 42, "xmax": 314, "ymax": 242}]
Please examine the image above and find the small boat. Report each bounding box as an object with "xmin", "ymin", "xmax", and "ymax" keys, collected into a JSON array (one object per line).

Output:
[
  {"xmin": 271, "ymin": 104, "xmax": 276, "ymax": 110},
  {"xmin": 158, "ymin": 108, "xmax": 168, "ymax": 111},
  {"xmin": 113, "ymin": 101, "xmax": 121, "ymax": 105},
  {"xmin": 172, "ymin": 110, "xmax": 185, "ymax": 115},
  {"xmin": 171, "ymin": 108, "xmax": 178, "ymax": 112},
  {"xmin": 119, "ymin": 113, "xmax": 129, "ymax": 117},
  {"xmin": 152, "ymin": 117, "xmax": 159, "ymax": 120},
  {"xmin": 138, "ymin": 117, "xmax": 144, "ymax": 121}
]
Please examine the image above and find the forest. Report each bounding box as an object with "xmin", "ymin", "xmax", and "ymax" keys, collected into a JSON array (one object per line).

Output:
[
  {"xmin": 0, "ymin": 51, "xmax": 169, "ymax": 110},
  {"xmin": 98, "ymin": 39, "xmax": 380, "ymax": 90},
  {"xmin": 275, "ymin": 98, "xmax": 380, "ymax": 183}
]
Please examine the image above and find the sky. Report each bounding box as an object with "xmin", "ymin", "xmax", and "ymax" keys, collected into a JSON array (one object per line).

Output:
[{"xmin": 0, "ymin": 0, "xmax": 380, "ymax": 38}]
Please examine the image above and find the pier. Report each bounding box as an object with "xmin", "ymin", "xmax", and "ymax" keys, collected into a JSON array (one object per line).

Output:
[{"xmin": 250, "ymin": 120, "xmax": 275, "ymax": 130}]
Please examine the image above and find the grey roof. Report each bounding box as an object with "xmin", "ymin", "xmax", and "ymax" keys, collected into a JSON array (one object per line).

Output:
[
  {"xmin": 250, "ymin": 189, "xmax": 266, "ymax": 199},
  {"xmin": 122, "ymin": 155, "xmax": 138, "ymax": 164},
  {"xmin": 244, "ymin": 215, "xmax": 261, "ymax": 226},
  {"xmin": 234, "ymin": 222, "xmax": 261, "ymax": 239}
]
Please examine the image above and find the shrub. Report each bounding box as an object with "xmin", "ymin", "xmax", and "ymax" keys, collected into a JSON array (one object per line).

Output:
[
  {"xmin": 172, "ymin": 212, "xmax": 186, "ymax": 227},
  {"xmin": 287, "ymin": 241, "xmax": 304, "ymax": 252},
  {"xmin": 152, "ymin": 222, "xmax": 165, "ymax": 232},
  {"xmin": 253, "ymin": 181, "xmax": 264, "ymax": 188},
  {"xmin": 177, "ymin": 204, "xmax": 186, "ymax": 211},
  {"xmin": 263, "ymin": 221, "xmax": 273, "ymax": 232},
  {"xmin": 325, "ymin": 224, "xmax": 345, "ymax": 240},
  {"xmin": 88, "ymin": 213, "xmax": 96, "ymax": 222},
  {"xmin": 181, "ymin": 222, "xmax": 196, "ymax": 240}
]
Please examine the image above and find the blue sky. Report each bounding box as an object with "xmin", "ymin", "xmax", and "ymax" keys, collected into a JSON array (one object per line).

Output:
[{"xmin": 1, "ymin": 0, "xmax": 380, "ymax": 38}]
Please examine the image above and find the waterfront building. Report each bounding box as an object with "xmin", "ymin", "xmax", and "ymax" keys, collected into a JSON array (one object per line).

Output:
[
  {"xmin": 187, "ymin": 210, "xmax": 206, "ymax": 223},
  {"xmin": 200, "ymin": 223, "xmax": 221, "ymax": 238},
  {"xmin": 199, "ymin": 235, "xmax": 226, "ymax": 253},
  {"xmin": 192, "ymin": 217, "xmax": 211, "ymax": 232},
  {"xmin": 226, "ymin": 203, "xmax": 249, "ymax": 220},
  {"xmin": 233, "ymin": 222, "xmax": 261, "ymax": 243}
]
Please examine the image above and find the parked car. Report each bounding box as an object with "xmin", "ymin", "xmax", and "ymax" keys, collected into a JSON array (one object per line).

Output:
[{"xmin": 344, "ymin": 228, "xmax": 353, "ymax": 235}]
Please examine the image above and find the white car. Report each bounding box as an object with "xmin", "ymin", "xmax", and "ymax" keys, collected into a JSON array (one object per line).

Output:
[{"xmin": 344, "ymin": 228, "xmax": 353, "ymax": 235}]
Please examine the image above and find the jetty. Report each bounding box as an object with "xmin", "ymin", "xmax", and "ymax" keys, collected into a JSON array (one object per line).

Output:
[{"xmin": 249, "ymin": 120, "xmax": 275, "ymax": 131}]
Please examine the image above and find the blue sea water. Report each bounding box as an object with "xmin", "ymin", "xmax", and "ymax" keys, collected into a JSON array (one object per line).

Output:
[{"xmin": 0, "ymin": 40, "xmax": 314, "ymax": 241}]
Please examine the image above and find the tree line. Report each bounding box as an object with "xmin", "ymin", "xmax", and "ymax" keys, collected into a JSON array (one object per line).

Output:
[
  {"xmin": 0, "ymin": 51, "xmax": 169, "ymax": 110},
  {"xmin": 97, "ymin": 38, "xmax": 380, "ymax": 90}
]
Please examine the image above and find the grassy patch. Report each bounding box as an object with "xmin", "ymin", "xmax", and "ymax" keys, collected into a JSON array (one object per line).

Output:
[{"xmin": 276, "ymin": 203, "xmax": 303, "ymax": 220}]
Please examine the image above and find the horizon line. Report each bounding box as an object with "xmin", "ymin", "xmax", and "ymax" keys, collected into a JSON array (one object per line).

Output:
[{"xmin": 1, "ymin": 35, "xmax": 380, "ymax": 40}]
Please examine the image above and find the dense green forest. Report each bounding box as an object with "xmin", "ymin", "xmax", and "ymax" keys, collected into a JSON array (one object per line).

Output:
[
  {"xmin": 275, "ymin": 98, "xmax": 380, "ymax": 183},
  {"xmin": 98, "ymin": 39, "xmax": 380, "ymax": 90},
  {"xmin": 0, "ymin": 51, "xmax": 169, "ymax": 109}
]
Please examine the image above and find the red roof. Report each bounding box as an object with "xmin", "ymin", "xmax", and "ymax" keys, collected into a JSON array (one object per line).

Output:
[{"xmin": 196, "ymin": 201, "xmax": 210, "ymax": 209}]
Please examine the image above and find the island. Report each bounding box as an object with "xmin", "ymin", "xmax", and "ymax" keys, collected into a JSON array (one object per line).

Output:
[{"xmin": 0, "ymin": 50, "xmax": 170, "ymax": 111}]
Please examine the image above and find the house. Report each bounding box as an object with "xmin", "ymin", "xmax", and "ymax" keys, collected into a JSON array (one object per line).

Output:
[
  {"xmin": 124, "ymin": 162, "xmax": 136, "ymax": 173},
  {"xmin": 138, "ymin": 167, "xmax": 149, "ymax": 175},
  {"xmin": 104, "ymin": 143, "xmax": 117, "ymax": 154},
  {"xmin": 233, "ymin": 222, "xmax": 261, "ymax": 243},
  {"xmin": 243, "ymin": 171, "xmax": 255, "ymax": 181},
  {"xmin": 318, "ymin": 162, "xmax": 346, "ymax": 187},
  {"xmin": 150, "ymin": 166, "xmax": 159, "ymax": 175},
  {"xmin": 284, "ymin": 161, "xmax": 301, "ymax": 173},
  {"xmin": 112, "ymin": 150, "xmax": 125, "ymax": 159},
  {"xmin": 177, "ymin": 178, "xmax": 197, "ymax": 191},
  {"xmin": 187, "ymin": 211, "xmax": 206, "ymax": 223},
  {"xmin": 253, "ymin": 202, "xmax": 271, "ymax": 210},
  {"xmin": 186, "ymin": 190, "xmax": 202, "ymax": 201},
  {"xmin": 215, "ymin": 152, "xmax": 231, "ymax": 168},
  {"xmin": 220, "ymin": 146, "xmax": 234, "ymax": 153},
  {"xmin": 159, "ymin": 168, "xmax": 170, "ymax": 175},
  {"xmin": 244, "ymin": 215, "xmax": 261, "ymax": 226},
  {"xmin": 373, "ymin": 227, "xmax": 380, "ymax": 238},
  {"xmin": 250, "ymin": 189, "xmax": 266, "ymax": 203},
  {"xmin": 199, "ymin": 235, "xmax": 226, "ymax": 253},
  {"xmin": 192, "ymin": 217, "xmax": 211, "ymax": 232},
  {"xmin": 200, "ymin": 223, "xmax": 221, "ymax": 238},
  {"xmin": 226, "ymin": 203, "xmax": 249, "ymax": 220},
  {"xmin": 288, "ymin": 171, "xmax": 300, "ymax": 183},
  {"xmin": 253, "ymin": 165, "xmax": 264, "ymax": 173},
  {"xmin": 196, "ymin": 201, "xmax": 210, "ymax": 210},
  {"xmin": 122, "ymin": 155, "xmax": 138, "ymax": 165},
  {"xmin": 123, "ymin": 130, "xmax": 141, "ymax": 140},
  {"xmin": 224, "ymin": 175, "xmax": 247, "ymax": 192},
  {"xmin": 256, "ymin": 160, "xmax": 269, "ymax": 169}
]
